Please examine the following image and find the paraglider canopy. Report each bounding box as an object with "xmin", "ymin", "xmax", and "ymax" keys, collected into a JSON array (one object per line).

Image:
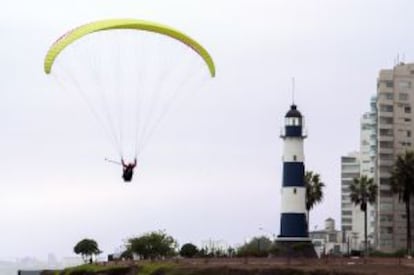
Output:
[{"xmin": 44, "ymin": 18, "xmax": 215, "ymax": 76}]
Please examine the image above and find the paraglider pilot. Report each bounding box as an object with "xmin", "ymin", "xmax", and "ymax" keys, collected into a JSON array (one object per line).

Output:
[{"xmin": 121, "ymin": 158, "xmax": 137, "ymax": 182}]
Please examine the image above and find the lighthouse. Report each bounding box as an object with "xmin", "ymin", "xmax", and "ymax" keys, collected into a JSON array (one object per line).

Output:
[{"xmin": 278, "ymin": 104, "xmax": 309, "ymax": 240}]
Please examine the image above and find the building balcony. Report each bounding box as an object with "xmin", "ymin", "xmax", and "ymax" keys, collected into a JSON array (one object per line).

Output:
[
  {"xmin": 378, "ymin": 111, "xmax": 393, "ymax": 118},
  {"xmin": 378, "ymin": 95, "xmax": 393, "ymax": 102},
  {"xmin": 379, "ymin": 171, "xmax": 391, "ymax": 179},
  {"xmin": 378, "ymin": 197, "xmax": 393, "ymax": 203},
  {"xmin": 379, "ymin": 183, "xmax": 391, "ymax": 191},
  {"xmin": 378, "ymin": 159, "xmax": 394, "ymax": 166},
  {"xmin": 379, "ymin": 148, "xmax": 394, "ymax": 154},
  {"xmin": 378, "ymin": 124, "xmax": 393, "ymax": 129},
  {"xmin": 378, "ymin": 135, "xmax": 394, "ymax": 142}
]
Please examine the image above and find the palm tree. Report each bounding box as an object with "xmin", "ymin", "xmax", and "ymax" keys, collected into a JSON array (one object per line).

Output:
[
  {"xmin": 390, "ymin": 150, "xmax": 414, "ymax": 256},
  {"xmin": 305, "ymin": 171, "xmax": 325, "ymax": 231},
  {"xmin": 350, "ymin": 175, "xmax": 377, "ymax": 256}
]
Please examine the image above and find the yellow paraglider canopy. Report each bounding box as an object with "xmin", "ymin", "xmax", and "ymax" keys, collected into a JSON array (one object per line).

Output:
[{"xmin": 44, "ymin": 18, "xmax": 215, "ymax": 77}]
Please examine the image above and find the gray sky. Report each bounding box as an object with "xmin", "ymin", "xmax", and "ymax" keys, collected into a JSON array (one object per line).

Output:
[{"xmin": 0, "ymin": 0, "xmax": 413, "ymax": 260}]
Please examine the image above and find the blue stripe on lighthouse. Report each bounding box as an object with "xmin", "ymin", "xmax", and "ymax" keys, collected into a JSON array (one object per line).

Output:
[
  {"xmin": 279, "ymin": 213, "xmax": 308, "ymax": 237},
  {"xmin": 282, "ymin": 162, "xmax": 304, "ymax": 187},
  {"xmin": 285, "ymin": 126, "xmax": 302, "ymax": 137}
]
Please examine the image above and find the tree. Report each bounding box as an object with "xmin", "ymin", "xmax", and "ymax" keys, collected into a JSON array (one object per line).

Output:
[
  {"xmin": 180, "ymin": 243, "xmax": 199, "ymax": 258},
  {"xmin": 305, "ymin": 171, "xmax": 325, "ymax": 230},
  {"xmin": 126, "ymin": 230, "xmax": 177, "ymax": 260},
  {"xmin": 73, "ymin": 239, "xmax": 102, "ymax": 263},
  {"xmin": 390, "ymin": 151, "xmax": 414, "ymax": 256},
  {"xmin": 237, "ymin": 236, "xmax": 272, "ymax": 257},
  {"xmin": 350, "ymin": 175, "xmax": 377, "ymax": 256}
]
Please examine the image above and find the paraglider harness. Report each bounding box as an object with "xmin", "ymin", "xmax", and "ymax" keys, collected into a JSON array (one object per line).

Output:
[{"xmin": 122, "ymin": 158, "xmax": 137, "ymax": 182}]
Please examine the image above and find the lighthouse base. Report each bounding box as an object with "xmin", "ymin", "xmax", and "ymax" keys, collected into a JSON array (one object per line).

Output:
[{"xmin": 274, "ymin": 239, "xmax": 317, "ymax": 258}]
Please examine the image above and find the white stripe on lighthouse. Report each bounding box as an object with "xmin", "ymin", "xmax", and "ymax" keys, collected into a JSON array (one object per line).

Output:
[
  {"xmin": 283, "ymin": 139, "xmax": 304, "ymax": 162},
  {"xmin": 281, "ymin": 187, "xmax": 306, "ymax": 213}
]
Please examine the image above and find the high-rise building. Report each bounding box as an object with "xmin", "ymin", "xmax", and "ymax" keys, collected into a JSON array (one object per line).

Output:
[
  {"xmin": 340, "ymin": 96, "xmax": 377, "ymax": 252},
  {"xmin": 360, "ymin": 96, "xmax": 378, "ymax": 248},
  {"xmin": 376, "ymin": 62, "xmax": 414, "ymax": 251},
  {"xmin": 340, "ymin": 152, "xmax": 361, "ymax": 250}
]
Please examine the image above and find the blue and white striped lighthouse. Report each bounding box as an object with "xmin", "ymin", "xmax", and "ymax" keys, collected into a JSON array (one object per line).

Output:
[{"xmin": 278, "ymin": 104, "xmax": 309, "ymax": 240}]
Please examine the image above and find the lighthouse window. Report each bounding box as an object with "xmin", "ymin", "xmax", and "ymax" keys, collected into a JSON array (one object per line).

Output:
[
  {"xmin": 293, "ymin": 155, "xmax": 297, "ymax": 161},
  {"xmin": 286, "ymin": 117, "xmax": 301, "ymax": 126},
  {"xmin": 293, "ymin": 188, "xmax": 297, "ymax": 194}
]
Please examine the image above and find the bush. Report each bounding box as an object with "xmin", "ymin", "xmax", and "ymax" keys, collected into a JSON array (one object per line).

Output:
[
  {"xmin": 180, "ymin": 243, "xmax": 199, "ymax": 258},
  {"xmin": 125, "ymin": 230, "xmax": 178, "ymax": 260}
]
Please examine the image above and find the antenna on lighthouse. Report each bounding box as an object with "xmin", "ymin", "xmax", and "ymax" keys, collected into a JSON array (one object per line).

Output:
[{"xmin": 291, "ymin": 77, "xmax": 295, "ymax": 105}]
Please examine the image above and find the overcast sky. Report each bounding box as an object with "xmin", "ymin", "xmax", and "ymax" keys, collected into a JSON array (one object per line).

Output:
[{"xmin": 1, "ymin": 0, "xmax": 413, "ymax": 261}]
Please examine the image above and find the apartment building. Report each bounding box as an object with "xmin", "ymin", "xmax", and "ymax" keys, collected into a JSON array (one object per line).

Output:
[
  {"xmin": 376, "ymin": 62, "xmax": 414, "ymax": 251},
  {"xmin": 340, "ymin": 97, "xmax": 377, "ymax": 252},
  {"xmin": 360, "ymin": 96, "xmax": 377, "ymax": 248},
  {"xmin": 341, "ymin": 152, "xmax": 361, "ymax": 249}
]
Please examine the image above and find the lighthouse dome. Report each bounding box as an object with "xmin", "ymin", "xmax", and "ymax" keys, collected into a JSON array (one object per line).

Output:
[{"xmin": 285, "ymin": 104, "xmax": 302, "ymax": 118}]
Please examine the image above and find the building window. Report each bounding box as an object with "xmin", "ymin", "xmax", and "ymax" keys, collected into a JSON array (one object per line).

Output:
[
  {"xmin": 379, "ymin": 117, "xmax": 393, "ymax": 124},
  {"xmin": 380, "ymin": 202, "xmax": 393, "ymax": 211},
  {"xmin": 408, "ymin": 131, "xmax": 411, "ymax": 137},
  {"xmin": 399, "ymin": 93, "xmax": 409, "ymax": 101},
  {"xmin": 383, "ymin": 93, "xmax": 393, "ymax": 100},
  {"xmin": 380, "ymin": 240, "xmax": 393, "ymax": 246},
  {"xmin": 293, "ymin": 155, "xmax": 297, "ymax": 161},
  {"xmin": 380, "ymin": 227, "xmax": 393, "ymax": 234},
  {"xmin": 379, "ymin": 104, "xmax": 393, "ymax": 112},
  {"xmin": 379, "ymin": 153, "xmax": 393, "ymax": 160},
  {"xmin": 385, "ymin": 80, "xmax": 394, "ymax": 88},
  {"xmin": 380, "ymin": 129, "xmax": 393, "ymax": 136},
  {"xmin": 342, "ymin": 157, "xmax": 357, "ymax": 163},
  {"xmin": 380, "ymin": 177, "xmax": 390, "ymax": 183},
  {"xmin": 380, "ymin": 215, "xmax": 393, "ymax": 222},
  {"xmin": 399, "ymin": 81, "xmax": 411, "ymax": 89},
  {"xmin": 405, "ymin": 106, "xmax": 411, "ymax": 113},
  {"xmin": 380, "ymin": 190, "xmax": 392, "ymax": 197},
  {"xmin": 380, "ymin": 141, "xmax": 393, "ymax": 148}
]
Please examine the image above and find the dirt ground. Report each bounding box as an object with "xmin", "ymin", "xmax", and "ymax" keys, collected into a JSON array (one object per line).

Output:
[
  {"xmin": 168, "ymin": 257, "xmax": 414, "ymax": 275},
  {"xmin": 100, "ymin": 257, "xmax": 414, "ymax": 275}
]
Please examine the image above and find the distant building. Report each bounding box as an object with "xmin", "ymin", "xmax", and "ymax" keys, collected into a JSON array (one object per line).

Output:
[
  {"xmin": 60, "ymin": 257, "xmax": 83, "ymax": 268},
  {"xmin": 310, "ymin": 218, "xmax": 344, "ymax": 257}
]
